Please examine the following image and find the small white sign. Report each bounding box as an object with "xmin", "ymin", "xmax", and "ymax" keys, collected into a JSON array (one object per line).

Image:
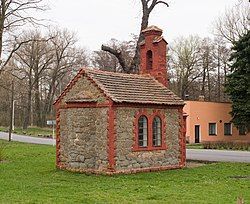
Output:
[{"xmin": 47, "ymin": 120, "xmax": 56, "ymax": 126}]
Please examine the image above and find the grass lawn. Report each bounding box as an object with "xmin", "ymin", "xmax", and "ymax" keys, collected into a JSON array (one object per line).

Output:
[
  {"xmin": 0, "ymin": 140, "xmax": 249, "ymax": 204},
  {"xmin": 0, "ymin": 126, "xmax": 53, "ymax": 137}
]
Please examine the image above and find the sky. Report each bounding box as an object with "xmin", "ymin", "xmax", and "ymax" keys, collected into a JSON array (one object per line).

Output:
[{"xmin": 42, "ymin": 0, "xmax": 239, "ymax": 51}]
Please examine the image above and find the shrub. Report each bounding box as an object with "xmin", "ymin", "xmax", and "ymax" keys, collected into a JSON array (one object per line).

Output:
[{"xmin": 203, "ymin": 141, "xmax": 250, "ymax": 151}]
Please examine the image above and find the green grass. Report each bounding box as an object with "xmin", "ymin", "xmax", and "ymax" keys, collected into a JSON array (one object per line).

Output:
[
  {"xmin": 0, "ymin": 126, "xmax": 53, "ymax": 137},
  {"xmin": 0, "ymin": 140, "xmax": 249, "ymax": 204}
]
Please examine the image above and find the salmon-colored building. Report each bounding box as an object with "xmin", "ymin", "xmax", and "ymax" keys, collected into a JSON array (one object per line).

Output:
[{"xmin": 184, "ymin": 100, "xmax": 250, "ymax": 144}]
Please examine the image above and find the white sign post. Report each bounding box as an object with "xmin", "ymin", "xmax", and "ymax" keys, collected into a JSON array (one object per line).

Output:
[{"xmin": 47, "ymin": 120, "xmax": 56, "ymax": 146}]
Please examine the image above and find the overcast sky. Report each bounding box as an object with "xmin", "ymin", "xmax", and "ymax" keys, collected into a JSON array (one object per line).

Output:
[{"xmin": 43, "ymin": 0, "xmax": 239, "ymax": 51}]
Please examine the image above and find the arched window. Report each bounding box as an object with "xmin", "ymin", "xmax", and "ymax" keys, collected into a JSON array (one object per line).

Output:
[
  {"xmin": 146, "ymin": 50, "xmax": 153, "ymax": 70},
  {"xmin": 138, "ymin": 116, "xmax": 148, "ymax": 147},
  {"xmin": 153, "ymin": 116, "xmax": 161, "ymax": 146}
]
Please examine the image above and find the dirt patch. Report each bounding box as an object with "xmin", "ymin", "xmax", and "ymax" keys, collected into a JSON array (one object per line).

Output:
[
  {"xmin": 186, "ymin": 160, "xmax": 215, "ymax": 168},
  {"xmin": 229, "ymin": 175, "xmax": 250, "ymax": 180},
  {"xmin": 186, "ymin": 161, "xmax": 206, "ymax": 168}
]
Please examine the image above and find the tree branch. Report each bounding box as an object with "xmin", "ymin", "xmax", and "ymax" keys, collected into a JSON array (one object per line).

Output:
[
  {"xmin": 101, "ymin": 44, "xmax": 129, "ymax": 72},
  {"xmin": 149, "ymin": 0, "xmax": 168, "ymax": 13},
  {"xmin": 100, "ymin": 0, "xmax": 169, "ymax": 73},
  {"xmin": 155, "ymin": 1, "xmax": 169, "ymax": 7}
]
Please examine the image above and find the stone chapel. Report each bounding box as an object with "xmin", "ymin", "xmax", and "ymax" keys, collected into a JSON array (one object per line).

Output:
[{"xmin": 54, "ymin": 26, "xmax": 186, "ymax": 174}]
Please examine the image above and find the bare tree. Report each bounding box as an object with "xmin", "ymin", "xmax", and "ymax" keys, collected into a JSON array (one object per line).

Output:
[
  {"xmin": 214, "ymin": 0, "xmax": 250, "ymax": 44},
  {"xmin": 212, "ymin": 38, "xmax": 231, "ymax": 102},
  {"xmin": 3, "ymin": 28, "xmax": 88, "ymax": 128},
  {"xmin": 169, "ymin": 36, "xmax": 203, "ymax": 99},
  {"xmin": 42, "ymin": 28, "xmax": 88, "ymax": 125},
  {"xmin": 199, "ymin": 38, "xmax": 215, "ymax": 100},
  {"xmin": 13, "ymin": 30, "xmax": 53, "ymax": 129},
  {"xmin": 0, "ymin": 71, "xmax": 12, "ymax": 126},
  {"xmin": 92, "ymin": 37, "xmax": 136, "ymax": 72},
  {"xmin": 101, "ymin": 0, "xmax": 169, "ymax": 73},
  {"xmin": 0, "ymin": 0, "xmax": 47, "ymax": 74}
]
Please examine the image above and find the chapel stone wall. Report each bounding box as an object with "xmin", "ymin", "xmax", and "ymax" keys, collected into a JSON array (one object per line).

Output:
[
  {"xmin": 115, "ymin": 107, "xmax": 181, "ymax": 171},
  {"xmin": 59, "ymin": 107, "xmax": 109, "ymax": 172}
]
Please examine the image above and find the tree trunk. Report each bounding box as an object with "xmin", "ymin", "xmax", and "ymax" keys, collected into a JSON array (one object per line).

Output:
[
  {"xmin": 224, "ymin": 64, "xmax": 227, "ymax": 100},
  {"xmin": 0, "ymin": 0, "xmax": 6, "ymax": 60},
  {"xmin": 217, "ymin": 55, "xmax": 221, "ymax": 102},
  {"xmin": 23, "ymin": 87, "xmax": 32, "ymax": 130},
  {"xmin": 34, "ymin": 74, "xmax": 42, "ymax": 126},
  {"xmin": 34, "ymin": 67, "xmax": 42, "ymax": 127},
  {"xmin": 207, "ymin": 67, "xmax": 211, "ymax": 101},
  {"xmin": 42, "ymin": 74, "xmax": 56, "ymax": 125},
  {"xmin": 201, "ymin": 66, "xmax": 206, "ymax": 96}
]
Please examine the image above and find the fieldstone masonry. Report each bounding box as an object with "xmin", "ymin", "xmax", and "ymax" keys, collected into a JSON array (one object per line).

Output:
[
  {"xmin": 57, "ymin": 105, "xmax": 183, "ymax": 174},
  {"xmin": 59, "ymin": 108, "xmax": 109, "ymax": 172},
  {"xmin": 115, "ymin": 107, "xmax": 180, "ymax": 171},
  {"xmin": 61, "ymin": 75, "xmax": 106, "ymax": 105}
]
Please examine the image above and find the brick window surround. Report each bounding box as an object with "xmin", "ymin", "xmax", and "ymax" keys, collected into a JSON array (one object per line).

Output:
[{"xmin": 133, "ymin": 109, "xmax": 167, "ymax": 151}]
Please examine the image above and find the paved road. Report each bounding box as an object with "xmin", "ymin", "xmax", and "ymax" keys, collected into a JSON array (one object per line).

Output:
[
  {"xmin": 1, "ymin": 132, "xmax": 249, "ymax": 163},
  {"xmin": 187, "ymin": 149, "xmax": 250, "ymax": 163},
  {"xmin": 0, "ymin": 132, "xmax": 56, "ymax": 145}
]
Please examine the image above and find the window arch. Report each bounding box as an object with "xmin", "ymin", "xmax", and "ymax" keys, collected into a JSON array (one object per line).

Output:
[
  {"xmin": 138, "ymin": 116, "xmax": 148, "ymax": 147},
  {"xmin": 153, "ymin": 116, "xmax": 162, "ymax": 146},
  {"xmin": 133, "ymin": 110, "xmax": 166, "ymax": 151},
  {"xmin": 146, "ymin": 50, "xmax": 153, "ymax": 70}
]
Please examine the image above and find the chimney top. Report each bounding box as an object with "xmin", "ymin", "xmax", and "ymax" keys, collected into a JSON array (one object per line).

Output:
[
  {"xmin": 198, "ymin": 95, "xmax": 205, "ymax": 101},
  {"xmin": 142, "ymin": 25, "xmax": 163, "ymax": 36}
]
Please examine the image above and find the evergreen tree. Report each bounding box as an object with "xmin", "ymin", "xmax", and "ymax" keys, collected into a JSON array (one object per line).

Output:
[{"xmin": 226, "ymin": 30, "xmax": 250, "ymax": 132}]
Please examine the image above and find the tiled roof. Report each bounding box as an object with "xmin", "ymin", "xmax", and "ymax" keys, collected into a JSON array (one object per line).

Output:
[
  {"xmin": 83, "ymin": 68, "xmax": 184, "ymax": 105},
  {"xmin": 153, "ymin": 36, "xmax": 165, "ymax": 43}
]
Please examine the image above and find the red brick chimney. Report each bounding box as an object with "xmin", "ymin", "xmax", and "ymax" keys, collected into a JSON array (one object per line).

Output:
[{"xmin": 139, "ymin": 25, "xmax": 168, "ymax": 87}]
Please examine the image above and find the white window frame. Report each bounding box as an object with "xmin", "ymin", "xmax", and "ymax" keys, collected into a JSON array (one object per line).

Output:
[
  {"xmin": 209, "ymin": 123, "xmax": 217, "ymax": 136},
  {"xmin": 152, "ymin": 116, "xmax": 162, "ymax": 147},
  {"xmin": 138, "ymin": 116, "xmax": 148, "ymax": 147}
]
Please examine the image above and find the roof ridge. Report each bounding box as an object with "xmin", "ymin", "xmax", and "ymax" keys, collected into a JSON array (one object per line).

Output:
[{"xmin": 82, "ymin": 67, "xmax": 154, "ymax": 79}]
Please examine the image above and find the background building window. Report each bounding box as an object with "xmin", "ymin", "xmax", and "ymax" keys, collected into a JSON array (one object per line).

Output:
[
  {"xmin": 138, "ymin": 116, "xmax": 148, "ymax": 147},
  {"xmin": 209, "ymin": 123, "xmax": 217, "ymax": 135},
  {"xmin": 153, "ymin": 117, "xmax": 161, "ymax": 146},
  {"xmin": 224, "ymin": 123, "xmax": 232, "ymax": 135},
  {"xmin": 238, "ymin": 125, "xmax": 246, "ymax": 135}
]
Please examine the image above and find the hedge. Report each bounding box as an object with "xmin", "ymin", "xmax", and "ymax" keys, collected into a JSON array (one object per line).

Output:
[{"xmin": 202, "ymin": 141, "xmax": 250, "ymax": 151}]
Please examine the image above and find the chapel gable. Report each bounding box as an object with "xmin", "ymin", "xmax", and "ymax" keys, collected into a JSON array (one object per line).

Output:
[{"xmin": 55, "ymin": 71, "xmax": 108, "ymax": 106}]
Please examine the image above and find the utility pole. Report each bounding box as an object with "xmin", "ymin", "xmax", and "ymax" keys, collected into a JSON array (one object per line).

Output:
[{"xmin": 8, "ymin": 80, "xmax": 14, "ymax": 142}]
